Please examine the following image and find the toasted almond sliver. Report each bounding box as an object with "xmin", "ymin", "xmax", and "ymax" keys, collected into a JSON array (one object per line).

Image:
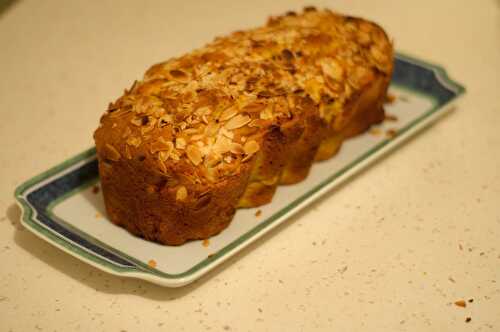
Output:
[
  {"xmin": 124, "ymin": 145, "xmax": 132, "ymax": 160},
  {"xmin": 151, "ymin": 137, "xmax": 173, "ymax": 152},
  {"xmin": 202, "ymin": 115, "xmax": 209, "ymax": 124},
  {"xmin": 213, "ymin": 135, "xmax": 232, "ymax": 154},
  {"xmin": 159, "ymin": 114, "xmax": 173, "ymax": 124},
  {"xmin": 176, "ymin": 186, "xmax": 188, "ymax": 201},
  {"xmin": 158, "ymin": 150, "xmax": 170, "ymax": 162},
  {"xmin": 229, "ymin": 143, "xmax": 244, "ymax": 154},
  {"xmin": 195, "ymin": 106, "xmax": 211, "ymax": 116},
  {"xmin": 219, "ymin": 106, "xmax": 238, "ymax": 121},
  {"xmin": 175, "ymin": 137, "xmax": 186, "ymax": 149},
  {"xmin": 220, "ymin": 127, "xmax": 234, "ymax": 139},
  {"xmin": 130, "ymin": 117, "xmax": 143, "ymax": 126},
  {"xmin": 122, "ymin": 126, "xmax": 132, "ymax": 138},
  {"xmin": 225, "ymin": 114, "xmax": 251, "ymax": 130},
  {"xmin": 190, "ymin": 134, "xmax": 204, "ymax": 142},
  {"xmin": 259, "ymin": 107, "xmax": 273, "ymax": 120},
  {"xmin": 170, "ymin": 150, "xmax": 180, "ymax": 161},
  {"xmin": 205, "ymin": 152, "xmax": 222, "ymax": 167},
  {"xmin": 183, "ymin": 128, "xmax": 198, "ymax": 135},
  {"xmin": 243, "ymin": 140, "xmax": 260, "ymax": 155},
  {"xmin": 205, "ymin": 122, "xmax": 220, "ymax": 136},
  {"xmin": 242, "ymin": 102, "xmax": 267, "ymax": 113},
  {"xmin": 108, "ymin": 108, "xmax": 129, "ymax": 118},
  {"xmin": 248, "ymin": 119, "xmax": 264, "ymax": 128},
  {"xmin": 321, "ymin": 58, "xmax": 344, "ymax": 81},
  {"xmin": 157, "ymin": 159, "xmax": 167, "ymax": 173},
  {"xmin": 186, "ymin": 145, "xmax": 203, "ymax": 165},
  {"xmin": 105, "ymin": 143, "xmax": 121, "ymax": 161},
  {"xmin": 126, "ymin": 136, "xmax": 142, "ymax": 147}
]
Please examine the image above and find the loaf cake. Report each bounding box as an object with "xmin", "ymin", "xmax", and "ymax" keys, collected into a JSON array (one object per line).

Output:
[{"xmin": 94, "ymin": 7, "xmax": 394, "ymax": 245}]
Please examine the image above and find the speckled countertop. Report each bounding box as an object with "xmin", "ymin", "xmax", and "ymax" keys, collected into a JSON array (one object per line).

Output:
[{"xmin": 1, "ymin": 1, "xmax": 499, "ymax": 331}]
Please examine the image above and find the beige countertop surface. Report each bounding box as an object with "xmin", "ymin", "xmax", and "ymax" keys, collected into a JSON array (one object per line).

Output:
[{"xmin": 1, "ymin": 0, "xmax": 499, "ymax": 331}]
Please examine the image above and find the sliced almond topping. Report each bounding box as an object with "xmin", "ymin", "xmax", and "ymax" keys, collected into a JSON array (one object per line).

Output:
[
  {"xmin": 169, "ymin": 69, "xmax": 189, "ymax": 83},
  {"xmin": 183, "ymin": 128, "xmax": 199, "ymax": 135},
  {"xmin": 124, "ymin": 145, "xmax": 132, "ymax": 160},
  {"xmin": 159, "ymin": 114, "xmax": 173, "ymax": 125},
  {"xmin": 176, "ymin": 186, "xmax": 188, "ymax": 201},
  {"xmin": 126, "ymin": 136, "xmax": 142, "ymax": 147},
  {"xmin": 157, "ymin": 159, "xmax": 167, "ymax": 173},
  {"xmin": 205, "ymin": 122, "xmax": 220, "ymax": 136},
  {"xmin": 130, "ymin": 117, "xmax": 143, "ymax": 126},
  {"xmin": 190, "ymin": 134, "xmax": 204, "ymax": 142},
  {"xmin": 357, "ymin": 31, "xmax": 371, "ymax": 45},
  {"xmin": 186, "ymin": 145, "xmax": 203, "ymax": 165},
  {"xmin": 219, "ymin": 106, "xmax": 238, "ymax": 121},
  {"xmin": 220, "ymin": 127, "xmax": 234, "ymax": 139},
  {"xmin": 169, "ymin": 150, "xmax": 180, "ymax": 161},
  {"xmin": 175, "ymin": 137, "xmax": 186, "ymax": 149},
  {"xmin": 243, "ymin": 140, "xmax": 260, "ymax": 155},
  {"xmin": 242, "ymin": 102, "xmax": 267, "ymax": 113},
  {"xmin": 248, "ymin": 119, "xmax": 268, "ymax": 128},
  {"xmin": 229, "ymin": 142, "xmax": 244, "ymax": 154},
  {"xmin": 141, "ymin": 125, "xmax": 155, "ymax": 135},
  {"xmin": 201, "ymin": 115, "xmax": 209, "ymax": 124},
  {"xmin": 350, "ymin": 66, "xmax": 375, "ymax": 88},
  {"xmin": 109, "ymin": 108, "xmax": 131, "ymax": 118},
  {"xmin": 224, "ymin": 155, "xmax": 233, "ymax": 163},
  {"xmin": 150, "ymin": 138, "xmax": 174, "ymax": 154},
  {"xmin": 213, "ymin": 135, "xmax": 232, "ymax": 154},
  {"xmin": 122, "ymin": 126, "xmax": 132, "ymax": 138},
  {"xmin": 205, "ymin": 152, "xmax": 222, "ymax": 167},
  {"xmin": 225, "ymin": 114, "xmax": 251, "ymax": 130},
  {"xmin": 105, "ymin": 143, "xmax": 121, "ymax": 161},
  {"xmin": 259, "ymin": 106, "xmax": 273, "ymax": 120},
  {"xmin": 240, "ymin": 136, "xmax": 247, "ymax": 143},
  {"xmin": 370, "ymin": 45, "xmax": 388, "ymax": 64},
  {"xmin": 158, "ymin": 150, "xmax": 170, "ymax": 162},
  {"xmin": 153, "ymin": 107, "xmax": 166, "ymax": 118},
  {"xmin": 195, "ymin": 106, "xmax": 211, "ymax": 116},
  {"xmin": 320, "ymin": 58, "xmax": 344, "ymax": 81}
]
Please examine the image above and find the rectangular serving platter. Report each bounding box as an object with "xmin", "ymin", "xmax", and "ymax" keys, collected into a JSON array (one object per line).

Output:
[{"xmin": 15, "ymin": 53, "xmax": 465, "ymax": 287}]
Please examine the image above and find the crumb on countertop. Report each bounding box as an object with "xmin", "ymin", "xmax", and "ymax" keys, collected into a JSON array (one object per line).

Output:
[
  {"xmin": 202, "ymin": 239, "xmax": 210, "ymax": 247},
  {"xmin": 454, "ymin": 300, "xmax": 466, "ymax": 308},
  {"xmin": 255, "ymin": 209, "xmax": 262, "ymax": 217}
]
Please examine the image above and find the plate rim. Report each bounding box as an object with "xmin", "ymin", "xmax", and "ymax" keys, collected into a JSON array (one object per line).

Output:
[{"xmin": 14, "ymin": 52, "xmax": 466, "ymax": 287}]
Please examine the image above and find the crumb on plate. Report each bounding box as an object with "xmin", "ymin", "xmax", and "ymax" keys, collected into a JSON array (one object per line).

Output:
[{"xmin": 148, "ymin": 259, "xmax": 157, "ymax": 268}]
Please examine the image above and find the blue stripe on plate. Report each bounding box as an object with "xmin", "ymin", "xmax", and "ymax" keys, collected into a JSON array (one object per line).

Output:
[{"xmin": 26, "ymin": 159, "xmax": 135, "ymax": 267}]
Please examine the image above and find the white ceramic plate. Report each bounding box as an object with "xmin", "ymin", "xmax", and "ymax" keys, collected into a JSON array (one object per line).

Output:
[{"xmin": 15, "ymin": 53, "xmax": 465, "ymax": 287}]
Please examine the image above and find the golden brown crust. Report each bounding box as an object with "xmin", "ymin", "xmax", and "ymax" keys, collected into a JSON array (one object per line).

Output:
[{"xmin": 94, "ymin": 8, "xmax": 394, "ymax": 245}]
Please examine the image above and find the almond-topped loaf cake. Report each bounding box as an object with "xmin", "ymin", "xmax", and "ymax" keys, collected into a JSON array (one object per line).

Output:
[{"xmin": 94, "ymin": 7, "xmax": 393, "ymax": 245}]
